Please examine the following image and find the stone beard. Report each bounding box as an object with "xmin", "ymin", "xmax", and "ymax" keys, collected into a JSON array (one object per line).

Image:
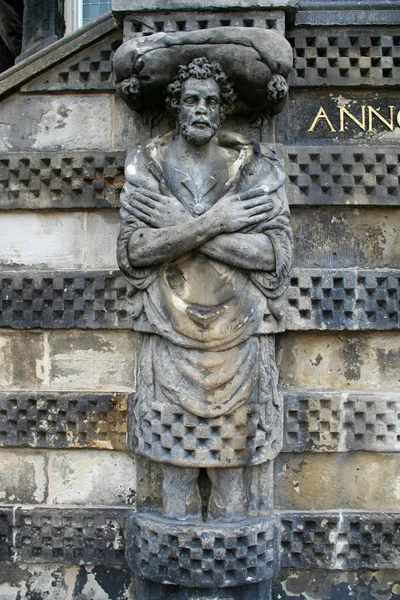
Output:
[{"xmin": 117, "ymin": 58, "xmax": 292, "ymax": 522}]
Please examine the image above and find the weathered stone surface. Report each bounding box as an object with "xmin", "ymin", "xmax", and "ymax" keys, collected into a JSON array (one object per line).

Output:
[
  {"xmin": 0, "ymin": 95, "xmax": 113, "ymax": 152},
  {"xmin": 0, "ymin": 332, "xmax": 44, "ymax": 390},
  {"xmin": 278, "ymin": 331, "xmax": 400, "ymax": 389},
  {"xmin": 86, "ymin": 212, "xmax": 120, "ymax": 270},
  {"xmin": 22, "ymin": 32, "xmax": 122, "ymax": 92},
  {"xmin": 275, "ymin": 568, "xmax": 400, "ymax": 600},
  {"xmin": 0, "ymin": 212, "xmax": 85, "ymax": 270},
  {"xmin": 127, "ymin": 513, "xmax": 280, "ymax": 587},
  {"xmin": 47, "ymin": 450, "xmax": 135, "ymax": 506},
  {"xmin": 275, "ymin": 453, "xmax": 400, "ymax": 510},
  {"xmin": 47, "ymin": 330, "xmax": 136, "ymax": 391},
  {"xmin": 0, "ymin": 563, "xmax": 135, "ymax": 600},
  {"xmin": 0, "ymin": 151, "xmax": 125, "ymax": 210},
  {"xmin": 292, "ymin": 208, "xmax": 400, "ymax": 268},
  {"xmin": 284, "ymin": 146, "xmax": 400, "ymax": 206},
  {"xmin": 0, "ymin": 269, "xmax": 399, "ymax": 331},
  {"xmin": 283, "ymin": 390, "xmax": 400, "ymax": 453},
  {"xmin": 13, "ymin": 507, "xmax": 128, "ymax": 564},
  {"xmin": 281, "ymin": 512, "xmax": 400, "ymax": 570},
  {"xmin": 0, "ymin": 450, "xmax": 47, "ymax": 504},
  {"xmin": 288, "ymin": 28, "xmax": 400, "ymax": 87},
  {"xmin": 0, "ymin": 392, "xmax": 127, "ymax": 449}
]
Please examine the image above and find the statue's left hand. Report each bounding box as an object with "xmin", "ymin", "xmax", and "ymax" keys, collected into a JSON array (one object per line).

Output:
[{"xmin": 127, "ymin": 188, "xmax": 192, "ymax": 228}]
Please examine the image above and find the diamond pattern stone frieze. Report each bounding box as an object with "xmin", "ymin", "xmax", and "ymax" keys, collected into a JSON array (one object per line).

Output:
[
  {"xmin": 13, "ymin": 508, "xmax": 127, "ymax": 564},
  {"xmin": 0, "ymin": 151, "xmax": 126, "ymax": 210},
  {"xmin": 0, "ymin": 392, "xmax": 128, "ymax": 450},
  {"xmin": 283, "ymin": 391, "xmax": 400, "ymax": 453},
  {"xmin": 0, "ymin": 269, "xmax": 398, "ymax": 331},
  {"xmin": 2, "ymin": 147, "xmax": 399, "ymax": 209},
  {"xmin": 281, "ymin": 512, "xmax": 400, "ymax": 569},
  {"xmin": 288, "ymin": 29, "xmax": 400, "ymax": 86},
  {"xmin": 0, "ymin": 507, "xmax": 398, "ymax": 570},
  {"xmin": 123, "ymin": 10, "xmax": 285, "ymax": 38},
  {"xmin": 22, "ymin": 32, "xmax": 123, "ymax": 92},
  {"xmin": 284, "ymin": 146, "xmax": 400, "ymax": 205}
]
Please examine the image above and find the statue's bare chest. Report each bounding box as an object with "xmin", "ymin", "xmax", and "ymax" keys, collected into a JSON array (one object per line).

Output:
[{"xmin": 163, "ymin": 152, "xmax": 231, "ymax": 211}]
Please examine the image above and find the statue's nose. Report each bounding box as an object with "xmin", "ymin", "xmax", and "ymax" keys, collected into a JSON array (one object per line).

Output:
[{"xmin": 196, "ymin": 98, "xmax": 207, "ymax": 113}]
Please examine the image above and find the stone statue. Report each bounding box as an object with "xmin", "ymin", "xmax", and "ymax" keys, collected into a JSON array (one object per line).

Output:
[{"xmin": 117, "ymin": 55, "xmax": 292, "ymax": 524}]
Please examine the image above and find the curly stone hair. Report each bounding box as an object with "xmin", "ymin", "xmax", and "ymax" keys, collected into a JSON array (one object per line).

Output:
[{"xmin": 165, "ymin": 57, "xmax": 237, "ymax": 121}]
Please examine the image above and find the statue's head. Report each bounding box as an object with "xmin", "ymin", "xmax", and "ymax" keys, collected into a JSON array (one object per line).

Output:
[{"xmin": 165, "ymin": 57, "xmax": 236, "ymax": 145}]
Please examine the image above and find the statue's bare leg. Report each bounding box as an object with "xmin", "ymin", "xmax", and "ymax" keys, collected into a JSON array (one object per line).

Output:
[
  {"xmin": 207, "ymin": 467, "xmax": 248, "ymax": 522},
  {"xmin": 161, "ymin": 464, "xmax": 202, "ymax": 521}
]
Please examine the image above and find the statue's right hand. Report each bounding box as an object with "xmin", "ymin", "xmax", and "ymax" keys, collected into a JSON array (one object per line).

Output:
[{"xmin": 210, "ymin": 188, "xmax": 274, "ymax": 233}]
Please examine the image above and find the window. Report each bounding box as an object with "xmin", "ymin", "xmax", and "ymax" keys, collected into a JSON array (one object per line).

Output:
[
  {"xmin": 82, "ymin": 0, "xmax": 112, "ymax": 26},
  {"xmin": 64, "ymin": 0, "xmax": 112, "ymax": 35}
]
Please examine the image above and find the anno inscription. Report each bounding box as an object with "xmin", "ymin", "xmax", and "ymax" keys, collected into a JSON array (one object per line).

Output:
[{"xmin": 308, "ymin": 105, "xmax": 399, "ymax": 133}]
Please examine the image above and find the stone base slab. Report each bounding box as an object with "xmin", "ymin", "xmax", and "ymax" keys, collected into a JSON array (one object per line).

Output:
[{"xmin": 126, "ymin": 513, "xmax": 280, "ymax": 588}]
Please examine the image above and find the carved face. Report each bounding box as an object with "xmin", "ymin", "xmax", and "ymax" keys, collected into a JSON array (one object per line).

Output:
[{"xmin": 178, "ymin": 77, "xmax": 221, "ymax": 145}]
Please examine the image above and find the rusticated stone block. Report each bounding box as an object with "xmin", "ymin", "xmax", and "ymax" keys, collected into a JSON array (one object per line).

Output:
[
  {"xmin": 0, "ymin": 450, "xmax": 47, "ymax": 504},
  {"xmin": 281, "ymin": 514, "xmax": 340, "ymax": 569},
  {"xmin": 283, "ymin": 392, "xmax": 341, "ymax": 452},
  {"xmin": 0, "ymin": 151, "xmax": 125, "ymax": 210},
  {"xmin": 0, "ymin": 272, "xmax": 131, "ymax": 329},
  {"xmin": 0, "ymin": 95, "xmax": 113, "ymax": 152},
  {"xmin": 127, "ymin": 513, "xmax": 280, "ymax": 588},
  {"xmin": 275, "ymin": 453, "xmax": 400, "ymax": 511},
  {"xmin": 281, "ymin": 512, "xmax": 400, "ymax": 570},
  {"xmin": 283, "ymin": 391, "xmax": 400, "ymax": 453},
  {"xmin": 284, "ymin": 146, "xmax": 400, "ymax": 206},
  {"xmin": 288, "ymin": 29, "xmax": 400, "ymax": 87},
  {"xmin": 0, "ymin": 392, "xmax": 127, "ymax": 449},
  {"xmin": 47, "ymin": 451, "xmax": 136, "ymax": 506},
  {"xmin": 48, "ymin": 330, "xmax": 136, "ymax": 391},
  {"xmin": 292, "ymin": 207, "xmax": 400, "ymax": 270},
  {"xmin": 278, "ymin": 331, "xmax": 400, "ymax": 390},
  {"xmin": 0, "ymin": 332, "xmax": 44, "ymax": 390},
  {"xmin": 343, "ymin": 393, "xmax": 400, "ymax": 452},
  {"xmin": 0, "ymin": 213, "xmax": 86, "ymax": 271},
  {"xmin": 286, "ymin": 269, "xmax": 400, "ymax": 330},
  {"xmin": 13, "ymin": 508, "xmax": 128, "ymax": 564}
]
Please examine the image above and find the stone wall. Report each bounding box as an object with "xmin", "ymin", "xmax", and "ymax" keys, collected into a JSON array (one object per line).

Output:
[{"xmin": 0, "ymin": 3, "xmax": 399, "ymax": 599}]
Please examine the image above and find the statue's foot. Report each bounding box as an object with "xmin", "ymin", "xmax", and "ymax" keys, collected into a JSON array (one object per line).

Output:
[{"xmin": 207, "ymin": 495, "xmax": 247, "ymax": 523}]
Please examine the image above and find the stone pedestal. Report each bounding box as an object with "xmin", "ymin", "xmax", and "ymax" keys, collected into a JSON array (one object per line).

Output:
[{"xmin": 127, "ymin": 513, "xmax": 280, "ymax": 588}]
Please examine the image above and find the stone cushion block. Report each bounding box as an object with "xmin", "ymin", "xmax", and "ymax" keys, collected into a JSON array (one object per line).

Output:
[{"xmin": 126, "ymin": 513, "xmax": 280, "ymax": 588}]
